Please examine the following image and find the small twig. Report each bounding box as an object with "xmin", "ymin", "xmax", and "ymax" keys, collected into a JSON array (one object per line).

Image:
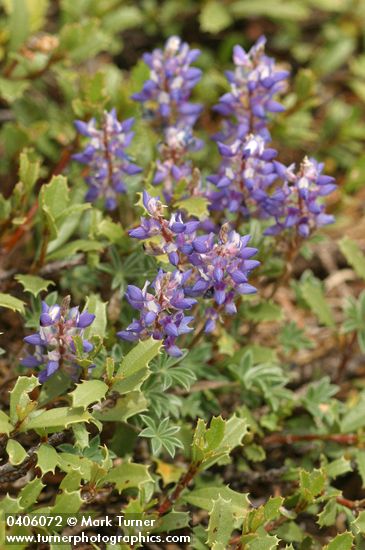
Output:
[
  {"xmin": 0, "ymin": 432, "xmax": 67, "ymax": 484},
  {"xmin": 39, "ymin": 255, "xmax": 85, "ymax": 275},
  {"xmin": 336, "ymin": 496, "xmax": 365, "ymax": 510},
  {"xmin": 1, "ymin": 201, "xmax": 39, "ymax": 253},
  {"xmin": 157, "ymin": 462, "xmax": 200, "ymax": 516}
]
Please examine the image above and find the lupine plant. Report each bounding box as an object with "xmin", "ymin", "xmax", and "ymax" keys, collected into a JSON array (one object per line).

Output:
[{"xmin": 1, "ymin": 7, "xmax": 365, "ymax": 549}]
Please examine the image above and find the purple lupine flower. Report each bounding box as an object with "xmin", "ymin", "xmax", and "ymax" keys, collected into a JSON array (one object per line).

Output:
[
  {"xmin": 21, "ymin": 296, "xmax": 95, "ymax": 382},
  {"xmin": 132, "ymin": 36, "xmax": 202, "ymax": 127},
  {"xmin": 187, "ymin": 225, "xmax": 259, "ymax": 311},
  {"xmin": 73, "ymin": 109, "xmax": 141, "ymax": 210},
  {"xmin": 214, "ymin": 36, "xmax": 288, "ymax": 142},
  {"xmin": 129, "ymin": 191, "xmax": 199, "ymax": 266},
  {"xmin": 117, "ymin": 270, "xmax": 195, "ymax": 356},
  {"xmin": 132, "ymin": 37, "xmax": 203, "ymax": 199},
  {"xmin": 267, "ymin": 157, "xmax": 336, "ymax": 237},
  {"xmin": 208, "ymin": 134, "xmax": 284, "ymax": 217},
  {"xmin": 129, "ymin": 193, "xmax": 259, "ymax": 319}
]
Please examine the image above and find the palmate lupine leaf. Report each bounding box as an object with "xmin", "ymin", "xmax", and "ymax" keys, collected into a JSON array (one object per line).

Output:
[{"xmin": 140, "ymin": 416, "xmax": 183, "ymax": 457}]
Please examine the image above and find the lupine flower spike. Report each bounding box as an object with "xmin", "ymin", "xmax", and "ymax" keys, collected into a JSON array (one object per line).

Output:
[
  {"xmin": 121, "ymin": 191, "xmax": 260, "ymax": 351},
  {"xmin": 22, "ymin": 296, "xmax": 95, "ymax": 382},
  {"xmin": 117, "ymin": 270, "xmax": 195, "ymax": 357},
  {"xmin": 269, "ymin": 157, "xmax": 336, "ymax": 237},
  {"xmin": 133, "ymin": 36, "xmax": 203, "ymax": 199},
  {"xmin": 214, "ymin": 36, "xmax": 288, "ymax": 142},
  {"xmin": 209, "ymin": 37, "xmax": 336, "ymax": 237},
  {"xmin": 73, "ymin": 109, "xmax": 141, "ymax": 210}
]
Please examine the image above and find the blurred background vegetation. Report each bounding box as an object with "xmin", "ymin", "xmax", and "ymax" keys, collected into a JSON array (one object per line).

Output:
[{"xmin": 0, "ymin": 0, "xmax": 365, "ymax": 197}]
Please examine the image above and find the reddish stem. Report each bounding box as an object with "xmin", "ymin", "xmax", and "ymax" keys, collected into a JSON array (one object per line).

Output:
[{"xmin": 157, "ymin": 462, "xmax": 199, "ymax": 516}]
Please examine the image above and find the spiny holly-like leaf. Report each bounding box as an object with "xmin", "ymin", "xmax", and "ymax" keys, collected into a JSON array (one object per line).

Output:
[
  {"xmin": 323, "ymin": 457, "xmax": 352, "ymax": 479},
  {"xmin": 175, "ymin": 196, "xmax": 210, "ymax": 219},
  {"xmin": 19, "ymin": 478, "xmax": 44, "ymax": 509},
  {"xmin": 10, "ymin": 375, "xmax": 39, "ymax": 424},
  {"xmin": 112, "ymin": 338, "xmax": 162, "ymax": 394},
  {"xmin": 183, "ymin": 485, "xmax": 249, "ymax": 519},
  {"xmin": 53, "ymin": 490, "xmax": 83, "ymax": 514},
  {"xmin": 0, "ymin": 293, "xmax": 25, "ymax": 314},
  {"xmin": 263, "ymin": 496, "xmax": 284, "ymax": 522},
  {"xmin": 241, "ymin": 532, "xmax": 280, "ymax": 550},
  {"xmin": 323, "ymin": 532, "xmax": 353, "ymax": 550},
  {"xmin": 192, "ymin": 415, "xmax": 248, "ymax": 469},
  {"xmin": 353, "ymin": 510, "xmax": 365, "ymax": 534},
  {"xmin": 0, "ymin": 410, "xmax": 14, "ymax": 435},
  {"xmin": 20, "ymin": 407, "xmax": 92, "ymax": 432},
  {"xmin": 317, "ymin": 499, "xmax": 338, "ymax": 528},
  {"xmin": 153, "ymin": 510, "xmax": 190, "ymax": 534},
  {"xmin": 15, "ymin": 274, "xmax": 54, "ymax": 297},
  {"xmin": 299, "ymin": 469, "xmax": 326, "ymax": 503},
  {"xmin": 243, "ymin": 496, "xmax": 283, "ymax": 534},
  {"xmin": 206, "ymin": 497, "xmax": 236, "ymax": 550},
  {"xmin": 6, "ymin": 439, "xmax": 27, "ymax": 466},
  {"xmin": 0, "ymin": 494, "xmax": 24, "ymax": 514},
  {"xmin": 70, "ymin": 380, "xmax": 108, "ymax": 409},
  {"xmin": 19, "ymin": 149, "xmax": 40, "ymax": 191},
  {"xmin": 35, "ymin": 444, "xmax": 60, "ymax": 474},
  {"xmin": 339, "ymin": 236, "xmax": 365, "ymax": 280},
  {"xmin": 40, "ymin": 175, "xmax": 70, "ymax": 238},
  {"xmin": 104, "ymin": 462, "xmax": 152, "ymax": 493},
  {"xmin": 40, "ymin": 176, "xmax": 90, "ymax": 241},
  {"xmin": 94, "ymin": 392, "xmax": 147, "ymax": 422}
]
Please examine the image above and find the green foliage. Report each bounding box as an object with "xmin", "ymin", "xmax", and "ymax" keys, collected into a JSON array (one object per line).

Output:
[
  {"xmin": 343, "ymin": 291, "xmax": 365, "ymax": 352},
  {"xmin": 1, "ymin": 3, "xmax": 365, "ymax": 547},
  {"xmin": 103, "ymin": 462, "xmax": 152, "ymax": 493},
  {"xmin": 140, "ymin": 416, "xmax": 183, "ymax": 457},
  {"xmin": 339, "ymin": 236, "xmax": 365, "ymax": 280},
  {"xmin": 20, "ymin": 406, "xmax": 92, "ymax": 432},
  {"xmin": 6, "ymin": 440, "xmax": 27, "ymax": 465},
  {"xmin": 70, "ymin": 380, "xmax": 108, "ymax": 409},
  {"xmin": 228, "ymin": 351, "xmax": 291, "ymax": 411},
  {"xmin": 192, "ymin": 415, "xmax": 248, "ymax": 470},
  {"xmin": 324, "ymin": 532, "xmax": 354, "ymax": 550},
  {"xmin": 206, "ymin": 496, "xmax": 235, "ymax": 550},
  {"xmin": 112, "ymin": 338, "xmax": 162, "ymax": 393},
  {"xmin": 15, "ymin": 274, "xmax": 54, "ymax": 297},
  {"xmin": 279, "ymin": 322, "xmax": 313, "ymax": 354},
  {"xmin": 299, "ymin": 272, "xmax": 335, "ymax": 327},
  {"xmin": 183, "ymin": 485, "xmax": 249, "ymax": 516},
  {"xmin": 0, "ymin": 293, "xmax": 25, "ymax": 314}
]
